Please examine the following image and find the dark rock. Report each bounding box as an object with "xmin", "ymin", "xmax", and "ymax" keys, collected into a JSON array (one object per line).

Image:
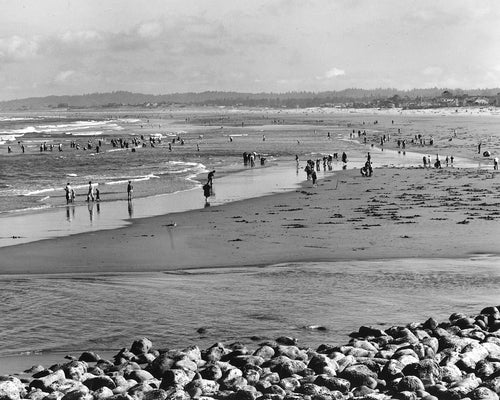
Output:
[
  {"xmin": 469, "ymin": 387, "xmax": 499, "ymax": 400},
  {"xmin": 307, "ymin": 354, "xmax": 339, "ymax": 375},
  {"xmin": 184, "ymin": 378, "xmax": 219, "ymax": 397},
  {"xmin": 142, "ymin": 389, "xmax": 168, "ymax": 400},
  {"xmin": 276, "ymin": 337, "xmax": 297, "ymax": 346},
  {"xmin": 402, "ymin": 359, "xmax": 441, "ymax": 385},
  {"xmin": 264, "ymin": 384, "xmax": 286, "ymax": 396},
  {"xmin": 357, "ymin": 326, "xmax": 387, "ymax": 337},
  {"xmin": 148, "ymin": 354, "xmax": 175, "ymax": 378},
  {"xmin": 130, "ymin": 338, "xmax": 153, "ymax": 356},
  {"xmin": 160, "ymin": 369, "xmax": 194, "ymax": 389},
  {"xmin": 314, "ymin": 376, "xmax": 350, "ymax": 393},
  {"xmin": 398, "ymin": 376, "xmax": 425, "ymax": 392},
  {"xmin": 125, "ymin": 370, "xmax": 154, "ymax": 383},
  {"xmin": 202, "ymin": 342, "xmax": 228, "ymax": 362},
  {"xmin": 339, "ymin": 364, "xmax": 377, "ymax": 387},
  {"xmin": 83, "ymin": 376, "xmax": 116, "ymax": 391},
  {"xmin": 200, "ymin": 364, "xmax": 223, "ymax": 381},
  {"xmin": 61, "ymin": 390, "xmax": 92, "ymax": 400},
  {"xmin": 78, "ymin": 352, "xmax": 101, "ymax": 363},
  {"xmin": 352, "ymin": 385, "xmax": 375, "ymax": 397}
]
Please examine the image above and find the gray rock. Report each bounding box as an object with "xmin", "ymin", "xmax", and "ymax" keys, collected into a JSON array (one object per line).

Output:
[
  {"xmin": 184, "ymin": 379, "xmax": 219, "ymax": 397},
  {"xmin": 130, "ymin": 338, "xmax": 153, "ymax": 356},
  {"xmin": 254, "ymin": 345, "xmax": 275, "ymax": 360},
  {"xmin": 202, "ymin": 343, "xmax": 228, "ymax": 363},
  {"xmin": 272, "ymin": 358, "xmax": 307, "ymax": 378},
  {"xmin": 142, "ymin": 389, "xmax": 168, "ymax": 400},
  {"xmin": 200, "ymin": 364, "xmax": 223, "ymax": 381},
  {"xmin": 339, "ymin": 364, "xmax": 378, "ymax": 387},
  {"xmin": 0, "ymin": 379, "xmax": 21, "ymax": 400},
  {"xmin": 314, "ymin": 376, "xmax": 350, "ymax": 393},
  {"xmin": 93, "ymin": 387, "xmax": 115, "ymax": 400},
  {"xmin": 279, "ymin": 377, "xmax": 300, "ymax": 392},
  {"xmin": 60, "ymin": 390, "xmax": 92, "ymax": 400},
  {"xmin": 307, "ymin": 354, "xmax": 339, "ymax": 375},
  {"xmin": 469, "ymin": 387, "xmax": 499, "ymax": 400},
  {"xmin": 398, "ymin": 376, "xmax": 425, "ymax": 392},
  {"xmin": 30, "ymin": 369, "xmax": 67, "ymax": 391},
  {"xmin": 160, "ymin": 369, "xmax": 194, "ymax": 389}
]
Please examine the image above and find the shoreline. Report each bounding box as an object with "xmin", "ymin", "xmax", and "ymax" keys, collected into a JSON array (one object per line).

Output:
[
  {"xmin": 0, "ymin": 165, "xmax": 499, "ymax": 275},
  {"xmin": 0, "ymin": 139, "xmax": 489, "ymax": 249}
]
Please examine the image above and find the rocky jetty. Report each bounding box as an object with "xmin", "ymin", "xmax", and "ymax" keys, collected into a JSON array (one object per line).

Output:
[{"xmin": 1, "ymin": 306, "xmax": 500, "ymax": 400}]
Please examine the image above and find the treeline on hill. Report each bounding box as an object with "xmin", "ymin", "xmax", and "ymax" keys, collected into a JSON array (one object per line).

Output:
[{"xmin": 1, "ymin": 88, "xmax": 500, "ymax": 110}]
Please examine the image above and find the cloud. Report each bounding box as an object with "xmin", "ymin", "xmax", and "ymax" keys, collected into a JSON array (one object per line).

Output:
[
  {"xmin": 0, "ymin": 35, "xmax": 39, "ymax": 62},
  {"xmin": 60, "ymin": 30, "xmax": 102, "ymax": 44},
  {"xmin": 325, "ymin": 67, "xmax": 345, "ymax": 78},
  {"xmin": 422, "ymin": 66, "xmax": 443, "ymax": 76},
  {"xmin": 54, "ymin": 70, "xmax": 76, "ymax": 83},
  {"xmin": 136, "ymin": 21, "xmax": 163, "ymax": 39}
]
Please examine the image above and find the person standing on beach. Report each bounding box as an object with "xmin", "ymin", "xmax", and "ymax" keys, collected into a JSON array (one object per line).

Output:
[
  {"xmin": 311, "ymin": 170, "xmax": 317, "ymax": 186},
  {"xmin": 207, "ymin": 170, "xmax": 215, "ymax": 187},
  {"xmin": 87, "ymin": 181, "xmax": 95, "ymax": 202},
  {"xmin": 127, "ymin": 180, "xmax": 133, "ymax": 201},
  {"xmin": 65, "ymin": 183, "xmax": 72, "ymax": 204},
  {"xmin": 494, "ymin": 157, "xmax": 499, "ymax": 170},
  {"xmin": 202, "ymin": 182, "xmax": 211, "ymax": 203}
]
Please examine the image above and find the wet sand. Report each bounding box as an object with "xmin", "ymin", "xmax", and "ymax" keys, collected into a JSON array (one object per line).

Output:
[{"xmin": 1, "ymin": 165, "xmax": 499, "ymax": 275}]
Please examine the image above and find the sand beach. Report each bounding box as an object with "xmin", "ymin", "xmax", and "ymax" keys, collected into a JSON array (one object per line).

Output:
[{"xmin": 0, "ymin": 166, "xmax": 499, "ymax": 275}]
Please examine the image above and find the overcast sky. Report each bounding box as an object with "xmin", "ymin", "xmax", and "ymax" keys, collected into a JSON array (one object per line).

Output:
[{"xmin": 0, "ymin": 0, "xmax": 499, "ymax": 100}]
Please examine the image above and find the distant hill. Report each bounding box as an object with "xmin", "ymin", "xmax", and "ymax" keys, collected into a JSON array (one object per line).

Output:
[{"xmin": 1, "ymin": 88, "xmax": 500, "ymax": 110}]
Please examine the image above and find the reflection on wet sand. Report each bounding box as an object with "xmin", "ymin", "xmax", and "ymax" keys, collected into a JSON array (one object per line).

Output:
[
  {"xmin": 65, "ymin": 205, "xmax": 75, "ymax": 222},
  {"xmin": 127, "ymin": 200, "xmax": 133, "ymax": 218}
]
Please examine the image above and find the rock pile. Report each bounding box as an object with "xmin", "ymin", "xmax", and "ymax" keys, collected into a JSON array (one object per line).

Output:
[{"xmin": 1, "ymin": 306, "xmax": 500, "ymax": 400}]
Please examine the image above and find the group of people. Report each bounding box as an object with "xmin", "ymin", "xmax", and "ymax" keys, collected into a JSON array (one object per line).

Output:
[
  {"xmin": 64, "ymin": 180, "xmax": 135, "ymax": 204},
  {"xmin": 243, "ymin": 152, "xmax": 263, "ymax": 167},
  {"xmin": 422, "ymin": 154, "xmax": 454, "ymax": 169},
  {"xmin": 64, "ymin": 181, "xmax": 101, "ymax": 204}
]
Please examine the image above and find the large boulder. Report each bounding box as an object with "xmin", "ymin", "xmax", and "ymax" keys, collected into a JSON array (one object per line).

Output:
[
  {"xmin": 0, "ymin": 378, "xmax": 23, "ymax": 400},
  {"xmin": 83, "ymin": 376, "xmax": 116, "ymax": 391},
  {"xmin": 30, "ymin": 369, "xmax": 66, "ymax": 392},
  {"xmin": 339, "ymin": 364, "xmax": 378, "ymax": 387},
  {"xmin": 314, "ymin": 375, "xmax": 350, "ymax": 393},
  {"xmin": 160, "ymin": 369, "xmax": 194, "ymax": 389},
  {"xmin": 308, "ymin": 354, "xmax": 339, "ymax": 375},
  {"xmin": 130, "ymin": 338, "xmax": 153, "ymax": 356},
  {"xmin": 469, "ymin": 387, "xmax": 499, "ymax": 400}
]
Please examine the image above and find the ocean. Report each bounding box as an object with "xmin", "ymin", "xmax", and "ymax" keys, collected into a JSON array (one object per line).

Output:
[
  {"xmin": 0, "ymin": 255, "xmax": 498, "ymax": 373},
  {"xmin": 1, "ymin": 108, "xmax": 499, "ymax": 217}
]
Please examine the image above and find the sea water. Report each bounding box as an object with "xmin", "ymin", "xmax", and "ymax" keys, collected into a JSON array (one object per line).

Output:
[{"xmin": 0, "ymin": 255, "xmax": 498, "ymax": 373}]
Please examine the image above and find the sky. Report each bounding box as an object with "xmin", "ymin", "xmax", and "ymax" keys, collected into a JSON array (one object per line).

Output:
[{"xmin": 0, "ymin": 0, "xmax": 499, "ymax": 100}]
